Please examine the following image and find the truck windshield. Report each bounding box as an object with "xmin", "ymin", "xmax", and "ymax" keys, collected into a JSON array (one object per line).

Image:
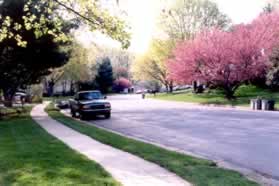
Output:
[{"xmin": 79, "ymin": 92, "xmax": 102, "ymax": 100}]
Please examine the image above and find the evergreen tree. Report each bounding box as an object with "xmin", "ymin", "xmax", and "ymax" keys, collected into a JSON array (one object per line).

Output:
[{"xmin": 96, "ymin": 58, "xmax": 114, "ymax": 93}]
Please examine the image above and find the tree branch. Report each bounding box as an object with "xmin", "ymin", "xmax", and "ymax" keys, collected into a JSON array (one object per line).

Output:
[{"xmin": 52, "ymin": 0, "xmax": 102, "ymax": 27}]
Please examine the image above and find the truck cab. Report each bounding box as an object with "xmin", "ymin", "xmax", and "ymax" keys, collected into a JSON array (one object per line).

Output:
[{"xmin": 69, "ymin": 91, "xmax": 111, "ymax": 120}]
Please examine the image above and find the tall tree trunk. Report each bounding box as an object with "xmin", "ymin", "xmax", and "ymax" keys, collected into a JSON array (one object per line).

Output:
[
  {"xmin": 193, "ymin": 81, "xmax": 198, "ymax": 93},
  {"xmin": 224, "ymin": 84, "xmax": 241, "ymax": 100},
  {"xmin": 47, "ymin": 80, "xmax": 55, "ymax": 97},
  {"xmin": 165, "ymin": 81, "xmax": 174, "ymax": 93},
  {"xmin": 62, "ymin": 80, "xmax": 67, "ymax": 96},
  {"xmin": 165, "ymin": 83, "xmax": 169, "ymax": 93},
  {"xmin": 169, "ymin": 81, "xmax": 174, "ymax": 93},
  {"xmin": 3, "ymin": 88, "xmax": 16, "ymax": 107},
  {"xmin": 224, "ymin": 87, "xmax": 236, "ymax": 100},
  {"xmin": 70, "ymin": 80, "xmax": 75, "ymax": 95}
]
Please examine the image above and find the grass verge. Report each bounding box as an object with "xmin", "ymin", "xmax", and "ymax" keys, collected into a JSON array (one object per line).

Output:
[
  {"xmin": 0, "ymin": 108, "xmax": 120, "ymax": 186},
  {"xmin": 43, "ymin": 96, "xmax": 73, "ymax": 102},
  {"xmin": 46, "ymin": 103, "xmax": 259, "ymax": 186},
  {"xmin": 149, "ymin": 85, "xmax": 279, "ymax": 107}
]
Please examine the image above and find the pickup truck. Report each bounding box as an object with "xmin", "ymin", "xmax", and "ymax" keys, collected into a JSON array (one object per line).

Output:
[{"xmin": 69, "ymin": 90, "xmax": 111, "ymax": 120}]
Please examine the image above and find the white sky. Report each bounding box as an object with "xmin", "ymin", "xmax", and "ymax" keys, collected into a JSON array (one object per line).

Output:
[
  {"xmin": 213, "ymin": 0, "xmax": 268, "ymax": 23},
  {"xmin": 76, "ymin": 0, "xmax": 271, "ymax": 54}
]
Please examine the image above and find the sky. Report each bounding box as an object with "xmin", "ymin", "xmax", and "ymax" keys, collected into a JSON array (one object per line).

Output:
[
  {"xmin": 76, "ymin": 0, "xmax": 271, "ymax": 54},
  {"xmin": 213, "ymin": 0, "xmax": 268, "ymax": 23}
]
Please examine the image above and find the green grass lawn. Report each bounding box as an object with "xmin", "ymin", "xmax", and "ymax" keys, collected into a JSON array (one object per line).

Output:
[
  {"xmin": 0, "ymin": 108, "xmax": 120, "ymax": 186},
  {"xmin": 150, "ymin": 85, "xmax": 279, "ymax": 107},
  {"xmin": 43, "ymin": 96, "xmax": 73, "ymax": 102},
  {"xmin": 46, "ymin": 104, "xmax": 259, "ymax": 186},
  {"xmin": 0, "ymin": 107, "xmax": 26, "ymax": 119}
]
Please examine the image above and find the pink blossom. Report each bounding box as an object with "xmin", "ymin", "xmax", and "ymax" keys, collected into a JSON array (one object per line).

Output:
[{"xmin": 168, "ymin": 12, "xmax": 279, "ymax": 96}]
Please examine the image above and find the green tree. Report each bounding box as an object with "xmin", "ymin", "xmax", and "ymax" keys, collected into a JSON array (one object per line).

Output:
[
  {"xmin": 43, "ymin": 69, "xmax": 64, "ymax": 97},
  {"xmin": 96, "ymin": 57, "xmax": 114, "ymax": 93},
  {"xmin": 61, "ymin": 43, "xmax": 92, "ymax": 93},
  {"xmin": 266, "ymin": 46, "xmax": 279, "ymax": 90},
  {"xmin": 44, "ymin": 43, "xmax": 97, "ymax": 95},
  {"xmin": 0, "ymin": 0, "xmax": 72, "ymax": 105},
  {"xmin": 0, "ymin": 0, "xmax": 130, "ymax": 105},
  {"xmin": 160, "ymin": 0, "xmax": 230, "ymax": 41},
  {"xmin": 0, "ymin": 0, "xmax": 130, "ymax": 48},
  {"xmin": 96, "ymin": 47, "xmax": 133, "ymax": 79},
  {"xmin": 132, "ymin": 39, "xmax": 175, "ymax": 92}
]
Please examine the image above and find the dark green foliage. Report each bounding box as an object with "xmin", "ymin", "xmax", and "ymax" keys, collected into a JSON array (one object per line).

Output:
[
  {"xmin": 0, "ymin": 0, "xmax": 130, "ymax": 102},
  {"xmin": 0, "ymin": 0, "xmax": 73, "ymax": 102},
  {"xmin": 266, "ymin": 46, "xmax": 279, "ymax": 90},
  {"xmin": 96, "ymin": 57, "xmax": 114, "ymax": 93}
]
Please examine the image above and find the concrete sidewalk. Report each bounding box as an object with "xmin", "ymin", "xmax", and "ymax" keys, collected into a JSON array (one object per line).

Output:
[{"xmin": 31, "ymin": 102, "xmax": 190, "ymax": 186}]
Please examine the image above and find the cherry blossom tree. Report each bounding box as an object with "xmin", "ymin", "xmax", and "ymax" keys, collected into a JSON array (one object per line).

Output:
[
  {"xmin": 113, "ymin": 77, "xmax": 132, "ymax": 93},
  {"xmin": 168, "ymin": 12, "xmax": 279, "ymax": 99}
]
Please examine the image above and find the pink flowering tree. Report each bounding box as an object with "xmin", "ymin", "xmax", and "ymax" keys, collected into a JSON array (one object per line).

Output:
[
  {"xmin": 168, "ymin": 12, "xmax": 279, "ymax": 99},
  {"xmin": 113, "ymin": 77, "xmax": 132, "ymax": 93}
]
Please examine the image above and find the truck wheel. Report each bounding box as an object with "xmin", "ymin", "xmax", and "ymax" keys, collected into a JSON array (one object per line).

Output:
[
  {"xmin": 80, "ymin": 114, "xmax": 87, "ymax": 121},
  {"xmin": 105, "ymin": 113, "xmax": 111, "ymax": 119},
  {"xmin": 71, "ymin": 109, "xmax": 77, "ymax": 118}
]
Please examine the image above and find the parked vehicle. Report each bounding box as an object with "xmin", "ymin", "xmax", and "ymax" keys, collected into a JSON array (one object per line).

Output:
[
  {"xmin": 14, "ymin": 92, "xmax": 27, "ymax": 104},
  {"xmin": 69, "ymin": 91, "xmax": 111, "ymax": 120},
  {"xmin": 173, "ymin": 85, "xmax": 192, "ymax": 91},
  {"xmin": 136, "ymin": 89, "xmax": 148, "ymax": 94}
]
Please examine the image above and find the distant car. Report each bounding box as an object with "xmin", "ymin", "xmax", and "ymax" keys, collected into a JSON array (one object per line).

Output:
[
  {"xmin": 69, "ymin": 90, "xmax": 111, "ymax": 120},
  {"xmin": 173, "ymin": 85, "xmax": 192, "ymax": 91},
  {"xmin": 136, "ymin": 89, "xmax": 148, "ymax": 94},
  {"xmin": 136, "ymin": 90, "xmax": 143, "ymax": 94},
  {"xmin": 14, "ymin": 92, "xmax": 27, "ymax": 103}
]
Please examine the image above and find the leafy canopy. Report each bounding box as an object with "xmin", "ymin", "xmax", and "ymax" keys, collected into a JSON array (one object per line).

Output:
[
  {"xmin": 0, "ymin": 0, "xmax": 72, "ymax": 98},
  {"xmin": 160, "ymin": 0, "xmax": 231, "ymax": 41},
  {"xmin": 0, "ymin": 0, "xmax": 130, "ymax": 48},
  {"xmin": 132, "ymin": 39, "xmax": 174, "ymax": 91},
  {"xmin": 0, "ymin": 0, "xmax": 130, "ymax": 102}
]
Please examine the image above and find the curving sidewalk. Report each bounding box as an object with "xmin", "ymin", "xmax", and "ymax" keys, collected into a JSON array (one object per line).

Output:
[{"xmin": 31, "ymin": 102, "xmax": 190, "ymax": 186}]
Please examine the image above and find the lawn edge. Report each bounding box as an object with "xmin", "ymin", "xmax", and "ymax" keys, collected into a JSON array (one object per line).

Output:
[{"xmin": 148, "ymin": 96, "xmax": 249, "ymax": 109}]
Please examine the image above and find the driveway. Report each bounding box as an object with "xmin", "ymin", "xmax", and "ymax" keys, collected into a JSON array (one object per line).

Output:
[{"xmin": 85, "ymin": 95, "xmax": 279, "ymax": 185}]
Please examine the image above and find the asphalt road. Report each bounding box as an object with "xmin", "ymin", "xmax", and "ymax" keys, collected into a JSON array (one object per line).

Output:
[{"xmin": 83, "ymin": 95, "xmax": 279, "ymax": 185}]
